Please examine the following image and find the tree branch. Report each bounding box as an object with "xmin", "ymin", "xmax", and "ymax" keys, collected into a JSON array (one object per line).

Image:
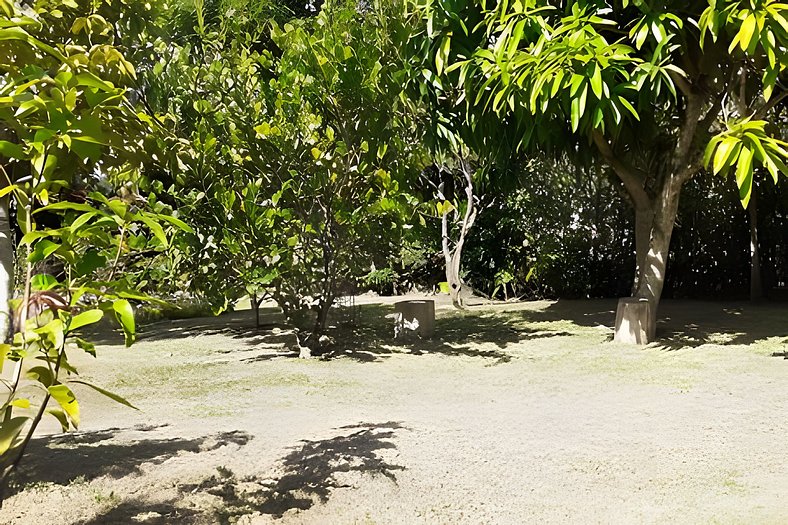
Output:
[
  {"xmin": 591, "ymin": 130, "xmax": 651, "ymax": 210},
  {"xmin": 753, "ymin": 90, "xmax": 788, "ymax": 120},
  {"xmin": 668, "ymin": 70, "xmax": 693, "ymax": 99},
  {"xmin": 674, "ymin": 91, "xmax": 704, "ymax": 170}
]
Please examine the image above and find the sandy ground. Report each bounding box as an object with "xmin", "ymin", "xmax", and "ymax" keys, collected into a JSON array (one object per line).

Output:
[{"xmin": 1, "ymin": 296, "xmax": 787, "ymax": 524}]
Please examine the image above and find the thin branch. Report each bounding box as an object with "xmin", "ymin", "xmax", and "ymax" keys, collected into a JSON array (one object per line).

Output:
[
  {"xmin": 753, "ymin": 90, "xmax": 788, "ymax": 120},
  {"xmin": 107, "ymin": 223, "xmax": 128, "ymax": 282}
]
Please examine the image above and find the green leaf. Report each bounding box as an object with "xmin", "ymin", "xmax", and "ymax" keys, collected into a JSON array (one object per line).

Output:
[
  {"xmin": 618, "ymin": 97, "xmax": 639, "ymax": 120},
  {"xmin": 48, "ymin": 384, "xmax": 80, "ymax": 429},
  {"xmin": 735, "ymin": 146, "xmax": 754, "ymax": 207},
  {"xmin": 0, "ymin": 184, "xmax": 17, "ymax": 198},
  {"xmin": 107, "ymin": 199, "xmax": 128, "ymax": 219},
  {"xmin": 27, "ymin": 366, "xmax": 54, "ymax": 387},
  {"xmin": 31, "ymin": 273, "xmax": 58, "ymax": 291},
  {"xmin": 35, "ymin": 318, "xmax": 64, "ymax": 350},
  {"xmin": 69, "ymin": 309, "xmax": 104, "ymax": 331},
  {"xmin": 738, "ymin": 14, "xmax": 757, "ymax": 52},
  {"xmin": 69, "ymin": 211, "xmax": 98, "ymax": 232},
  {"xmin": 436, "ymin": 200, "xmax": 455, "ymax": 216},
  {"xmin": 112, "ymin": 299, "xmax": 135, "ymax": 347},
  {"xmin": 0, "ymin": 140, "xmax": 24, "ymax": 159},
  {"xmin": 140, "ymin": 215, "xmax": 168, "ymax": 247},
  {"xmin": 436, "ymin": 36, "xmax": 451, "ymax": 76},
  {"xmin": 38, "ymin": 201, "xmax": 97, "ymax": 213},
  {"xmin": 713, "ymin": 138, "xmax": 738, "ymax": 174},
  {"xmin": 0, "ymin": 417, "xmax": 28, "ymax": 456},
  {"xmin": 570, "ymin": 96, "xmax": 580, "ymax": 132},
  {"xmin": 74, "ymin": 337, "xmax": 96, "ymax": 357},
  {"xmin": 0, "ymin": 343, "xmax": 8, "ymax": 373},
  {"xmin": 28, "ymin": 239, "xmax": 60, "ymax": 263},
  {"xmin": 590, "ymin": 65, "xmax": 603, "ymax": 99},
  {"xmin": 46, "ymin": 409, "xmax": 69, "ymax": 432},
  {"xmin": 69, "ymin": 380, "xmax": 138, "ymax": 410},
  {"xmin": 9, "ymin": 398, "xmax": 29, "ymax": 409},
  {"xmin": 157, "ymin": 214, "xmax": 193, "ymax": 233},
  {"xmin": 75, "ymin": 73, "xmax": 115, "ymax": 91},
  {"xmin": 75, "ymin": 250, "xmax": 106, "ymax": 276}
]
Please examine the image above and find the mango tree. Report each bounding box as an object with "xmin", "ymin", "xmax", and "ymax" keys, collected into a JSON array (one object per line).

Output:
[
  {"xmin": 416, "ymin": 0, "xmax": 788, "ymax": 342},
  {"xmin": 398, "ymin": 1, "xmax": 527, "ymax": 308}
]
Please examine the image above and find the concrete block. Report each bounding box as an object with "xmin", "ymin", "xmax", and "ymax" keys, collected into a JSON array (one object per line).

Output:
[
  {"xmin": 614, "ymin": 297, "xmax": 654, "ymax": 344},
  {"xmin": 393, "ymin": 300, "xmax": 435, "ymax": 339}
]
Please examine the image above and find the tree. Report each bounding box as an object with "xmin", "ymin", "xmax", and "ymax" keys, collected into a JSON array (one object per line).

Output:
[
  {"xmin": 0, "ymin": 0, "xmax": 130, "ymax": 340},
  {"xmin": 0, "ymin": 0, "xmax": 187, "ymax": 497},
  {"xmin": 415, "ymin": 0, "xmax": 788, "ymax": 342},
  {"xmin": 146, "ymin": 0, "xmax": 420, "ymax": 348},
  {"xmin": 397, "ymin": 3, "xmax": 526, "ymax": 308}
]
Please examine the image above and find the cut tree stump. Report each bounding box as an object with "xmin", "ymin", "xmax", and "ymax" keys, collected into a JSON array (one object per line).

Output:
[
  {"xmin": 614, "ymin": 297, "xmax": 654, "ymax": 344},
  {"xmin": 393, "ymin": 300, "xmax": 435, "ymax": 339}
]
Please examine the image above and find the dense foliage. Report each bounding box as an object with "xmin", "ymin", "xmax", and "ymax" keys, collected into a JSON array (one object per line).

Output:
[
  {"xmin": 140, "ymin": 0, "xmax": 422, "ymax": 345},
  {"xmin": 0, "ymin": 0, "xmax": 787, "ymax": 493}
]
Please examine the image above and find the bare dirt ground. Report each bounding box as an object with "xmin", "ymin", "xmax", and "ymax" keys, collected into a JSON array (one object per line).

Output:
[{"xmin": 1, "ymin": 296, "xmax": 787, "ymax": 524}]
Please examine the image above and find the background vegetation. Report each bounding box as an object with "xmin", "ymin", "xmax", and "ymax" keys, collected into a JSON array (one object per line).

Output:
[{"xmin": 0, "ymin": 0, "xmax": 787, "ymax": 494}]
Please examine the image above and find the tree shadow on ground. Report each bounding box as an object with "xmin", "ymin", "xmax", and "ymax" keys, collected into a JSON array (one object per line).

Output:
[
  {"xmin": 497, "ymin": 298, "xmax": 788, "ymax": 351},
  {"xmin": 514, "ymin": 299, "xmax": 619, "ymax": 329},
  {"xmin": 178, "ymin": 421, "xmax": 405, "ymax": 523},
  {"xmin": 649, "ymin": 301, "xmax": 788, "ymax": 351},
  {"xmin": 87, "ymin": 307, "xmax": 288, "ymax": 347},
  {"xmin": 11, "ymin": 425, "xmax": 252, "ymax": 495},
  {"xmin": 79, "ymin": 500, "xmax": 202, "ymax": 525},
  {"xmin": 320, "ymin": 304, "xmax": 575, "ymax": 364}
]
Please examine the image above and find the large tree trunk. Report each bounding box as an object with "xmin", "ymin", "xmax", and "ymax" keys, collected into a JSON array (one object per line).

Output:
[
  {"xmin": 0, "ymin": 194, "xmax": 12, "ymax": 343},
  {"xmin": 615, "ymin": 175, "xmax": 684, "ymax": 343},
  {"xmin": 634, "ymin": 176, "xmax": 682, "ymax": 305},
  {"xmin": 632, "ymin": 207, "xmax": 655, "ymax": 294},
  {"xmin": 748, "ymin": 189, "xmax": 763, "ymax": 301}
]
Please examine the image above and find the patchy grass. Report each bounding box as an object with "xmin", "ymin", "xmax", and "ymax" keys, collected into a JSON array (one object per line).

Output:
[{"xmin": 5, "ymin": 298, "xmax": 788, "ymax": 525}]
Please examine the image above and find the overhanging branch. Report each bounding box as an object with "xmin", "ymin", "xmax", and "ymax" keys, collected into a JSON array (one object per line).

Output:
[
  {"xmin": 591, "ymin": 130, "xmax": 651, "ymax": 210},
  {"xmin": 753, "ymin": 90, "xmax": 788, "ymax": 120}
]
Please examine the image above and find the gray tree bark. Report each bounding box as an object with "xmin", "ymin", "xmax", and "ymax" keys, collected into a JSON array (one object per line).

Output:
[
  {"xmin": 748, "ymin": 189, "xmax": 763, "ymax": 301},
  {"xmin": 0, "ymin": 194, "xmax": 12, "ymax": 343},
  {"xmin": 632, "ymin": 175, "xmax": 684, "ymax": 318},
  {"xmin": 441, "ymin": 161, "xmax": 477, "ymax": 309},
  {"xmin": 632, "ymin": 207, "xmax": 655, "ymax": 294}
]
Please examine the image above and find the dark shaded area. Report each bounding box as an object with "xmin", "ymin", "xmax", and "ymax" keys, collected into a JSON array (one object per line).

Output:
[
  {"xmin": 11, "ymin": 425, "xmax": 252, "ymax": 495},
  {"xmin": 86, "ymin": 306, "xmax": 289, "ymax": 347},
  {"xmin": 95, "ymin": 297, "xmax": 788, "ymax": 362},
  {"xmin": 180, "ymin": 421, "xmax": 405, "ymax": 523},
  {"xmin": 654, "ymin": 301, "xmax": 788, "ymax": 351},
  {"xmin": 138, "ymin": 307, "xmax": 287, "ymax": 343},
  {"xmin": 524, "ymin": 298, "xmax": 788, "ymax": 351},
  {"xmin": 463, "ymin": 161, "xmax": 788, "ymax": 303},
  {"xmin": 462, "ymin": 162, "xmax": 635, "ymax": 301},
  {"xmin": 517, "ymin": 299, "xmax": 618, "ymax": 328},
  {"xmin": 320, "ymin": 303, "xmax": 576, "ymax": 364},
  {"xmin": 665, "ymin": 175, "xmax": 788, "ymax": 301},
  {"xmin": 80, "ymin": 500, "xmax": 201, "ymax": 525}
]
